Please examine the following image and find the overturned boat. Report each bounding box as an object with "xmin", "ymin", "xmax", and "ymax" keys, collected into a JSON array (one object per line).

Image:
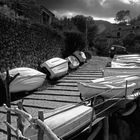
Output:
[
  {"xmin": 77, "ymin": 75, "xmax": 140, "ymax": 100},
  {"xmin": 73, "ymin": 51, "xmax": 86, "ymax": 65},
  {"xmin": 2, "ymin": 67, "xmax": 46, "ymax": 93},
  {"xmin": 104, "ymin": 54, "xmax": 140, "ymax": 76},
  {"xmin": 40, "ymin": 57, "xmax": 68, "ymax": 79},
  {"xmin": 113, "ymin": 54, "xmax": 140, "ymax": 61},
  {"xmin": 24, "ymin": 104, "xmax": 104, "ymax": 140},
  {"xmin": 65, "ymin": 55, "xmax": 80, "ymax": 70}
]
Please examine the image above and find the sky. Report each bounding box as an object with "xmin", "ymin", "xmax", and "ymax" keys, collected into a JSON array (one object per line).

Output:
[{"xmin": 41, "ymin": 0, "xmax": 140, "ymax": 23}]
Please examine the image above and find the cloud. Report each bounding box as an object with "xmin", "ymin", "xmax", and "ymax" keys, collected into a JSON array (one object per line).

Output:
[{"xmin": 38, "ymin": 0, "xmax": 140, "ymax": 21}]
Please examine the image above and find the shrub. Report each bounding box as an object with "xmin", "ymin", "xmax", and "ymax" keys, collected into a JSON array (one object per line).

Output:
[
  {"xmin": 62, "ymin": 31, "xmax": 85, "ymax": 58},
  {"xmin": 0, "ymin": 14, "xmax": 65, "ymax": 71}
]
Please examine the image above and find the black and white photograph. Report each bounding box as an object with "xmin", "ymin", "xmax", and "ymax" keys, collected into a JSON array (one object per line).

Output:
[{"xmin": 0, "ymin": 0, "xmax": 140, "ymax": 140}]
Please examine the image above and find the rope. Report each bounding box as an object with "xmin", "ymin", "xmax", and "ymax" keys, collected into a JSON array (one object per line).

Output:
[
  {"xmin": 96, "ymin": 98, "xmax": 123, "ymax": 117},
  {"xmin": 81, "ymin": 79, "xmax": 131, "ymax": 100},
  {"xmin": 94, "ymin": 89, "xmax": 126, "ymax": 108}
]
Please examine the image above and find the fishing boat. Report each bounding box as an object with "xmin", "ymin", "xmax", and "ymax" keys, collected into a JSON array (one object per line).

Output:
[
  {"xmin": 80, "ymin": 51, "xmax": 87, "ymax": 60},
  {"xmin": 111, "ymin": 60, "xmax": 140, "ymax": 68},
  {"xmin": 77, "ymin": 75, "xmax": 139, "ymax": 100},
  {"xmin": 40, "ymin": 57, "xmax": 68, "ymax": 79},
  {"xmin": 103, "ymin": 54, "xmax": 140, "ymax": 76},
  {"xmin": 65, "ymin": 55, "xmax": 80, "ymax": 70},
  {"xmin": 111, "ymin": 54, "xmax": 140, "ymax": 68},
  {"xmin": 114, "ymin": 54, "xmax": 140, "ymax": 60},
  {"xmin": 24, "ymin": 104, "xmax": 104, "ymax": 140},
  {"xmin": 2, "ymin": 67, "xmax": 46, "ymax": 93},
  {"xmin": 73, "ymin": 51, "xmax": 86, "ymax": 65}
]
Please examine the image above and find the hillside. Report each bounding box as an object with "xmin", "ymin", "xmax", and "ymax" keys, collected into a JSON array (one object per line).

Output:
[
  {"xmin": 95, "ymin": 20, "xmax": 113, "ymax": 34},
  {"xmin": 0, "ymin": 14, "xmax": 64, "ymax": 71}
]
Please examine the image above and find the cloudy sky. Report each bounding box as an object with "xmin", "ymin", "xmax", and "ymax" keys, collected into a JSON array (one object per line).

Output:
[{"xmin": 41, "ymin": 0, "xmax": 140, "ymax": 23}]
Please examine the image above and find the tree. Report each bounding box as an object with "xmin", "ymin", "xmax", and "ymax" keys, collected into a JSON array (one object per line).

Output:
[
  {"xmin": 10, "ymin": 0, "xmax": 40, "ymax": 19},
  {"xmin": 71, "ymin": 15, "xmax": 87, "ymax": 33},
  {"xmin": 87, "ymin": 24, "xmax": 98, "ymax": 48},
  {"xmin": 63, "ymin": 31, "xmax": 85, "ymax": 57},
  {"xmin": 123, "ymin": 32, "xmax": 136, "ymax": 52},
  {"xmin": 51, "ymin": 17, "xmax": 63, "ymax": 30},
  {"xmin": 60, "ymin": 17, "xmax": 78, "ymax": 31},
  {"xmin": 115, "ymin": 10, "xmax": 130, "ymax": 23},
  {"xmin": 71, "ymin": 15, "xmax": 97, "ymax": 49},
  {"xmin": 130, "ymin": 14, "xmax": 140, "ymax": 25}
]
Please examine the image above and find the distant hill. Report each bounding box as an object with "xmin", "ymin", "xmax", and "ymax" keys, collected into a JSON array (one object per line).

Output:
[{"xmin": 94, "ymin": 20, "xmax": 113, "ymax": 35}]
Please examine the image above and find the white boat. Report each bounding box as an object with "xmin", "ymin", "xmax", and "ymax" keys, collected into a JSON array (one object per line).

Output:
[
  {"xmin": 73, "ymin": 51, "xmax": 86, "ymax": 64},
  {"xmin": 114, "ymin": 54, "xmax": 140, "ymax": 60},
  {"xmin": 80, "ymin": 51, "xmax": 87, "ymax": 60},
  {"xmin": 104, "ymin": 54, "xmax": 140, "ymax": 76},
  {"xmin": 111, "ymin": 54, "xmax": 140, "ymax": 68},
  {"xmin": 41, "ymin": 57, "xmax": 68, "ymax": 79},
  {"xmin": 65, "ymin": 55, "xmax": 80, "ymax": 69},
  {"xmin": 24, "ymin": 104, "xmax": 104, "ymax": 140},
  {"xmin": 3, "ymin": 67, "xmax": 46, "ymax": 93},
  {"xmin": 78, "ymin": 75, "xmax": 139, "ymax": 100}
]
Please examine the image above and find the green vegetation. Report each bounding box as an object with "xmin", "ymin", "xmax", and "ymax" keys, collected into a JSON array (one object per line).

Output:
[
  {"xmin": 115, "ymin": 10, "xmax": 130, "ymax": 24},
  {"xmin": 2, "ymin": 0, "xmax": 140, "ymax": 71},
  {"xmin": 0, "ymin": 15, "xmax": 65, "ymax": 71},
  {"xmin": 0, "ymin": 1, "xmax": 100, "ymax": 71}
]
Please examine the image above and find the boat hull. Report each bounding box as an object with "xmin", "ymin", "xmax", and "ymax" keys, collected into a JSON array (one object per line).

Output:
[
  {"xmin": 41, "ymin": 58, "xmax": 68, "ymax": 79},
  {"xmin": 24, "ymin": 104, "xmax": 103, "ymax": 140},
  {"xmin": 111, "ymin": 54, "xmax": 140, "ymax": 68},
  {"xmin": 114, "ymin": 54, "xmax": 140, "ymax": 60},
  {"xmin": 66, "ymin": 55, "xmax": 79, "ymax": 69},
  {"xmin": 78, "ymin": 81, "xmax": 136, "ymax": 99},
  {"xmin": 4, "ymin": 67, "xmax": 46, "ymax": 93},
  {"xmin": 111, "ymin": 61, "xmax": 140, "ymax": 68},
  {"xmin": 78, "ymin": 75, "xmax": 140, "ymax": 99},
  {"xmin": 73, "ymin": 51, "xmax": 86, "ymax": 64}
]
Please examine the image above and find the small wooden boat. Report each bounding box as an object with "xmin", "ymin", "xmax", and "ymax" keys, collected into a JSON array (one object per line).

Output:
[
  {"xmin": 73, "ymin": 51, "xmax": 86, "ymax": 65},
  {"xmin": 65, "ymin": 55, "xmax": 80, "ymax": 69},
  {"xmin": 78, "ymin": 75, "xmax": 139, "ymax": 100},
  {"xmin": 80, "ymin": 51, "xmax": 87, "ymax": 60},
  {"xmin": 114, "ymin": 54, "xmax": 140, "ymax": 60},
  {"xmin": 2, "ymin": 67, "xmax": 46, "ymax": 93},
  {"xmin": 111, "ymin": 61, "xmax": 140, "ymax": 68},
  {"xmin": 24, "ymin": 104, "xmax": 104, "ymax": 140},
  {"xmin": 40, "ymin": 57, "xmax": 68, "ymax": 79},
  {"xmin": 104, "ymin": 54, "xmax": 140, "ymax": 76},
  {"xmin": 111, "ymin": 54, "xmax": 140, "ymax": 68}
]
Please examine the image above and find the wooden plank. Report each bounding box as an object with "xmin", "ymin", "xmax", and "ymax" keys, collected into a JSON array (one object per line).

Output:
[
  {"xmin": 58, "ymin": 79, "xmax": 90, "ymax": 83},
  {"xmin": 23, "ymin": 94, "xmax": 81, "ymax": 103},
  {"xmin": 72, "ymin": 72, "xmax": 102, "ymax": 75},
  {"xmin": 43, "ymin": 104, "xmax": 76, "ymax": 118},
  {"xmin": 56, "ymin": 82, "xmax": 78, "ymax": 86},
  {"xmin": 46, "ymin": 86, "xmax": 79, "ymax": 91},
  {"xmin": 20, "ymin": 102, "xmax": 76, "ymax": 118},
  {"xmin": 34, "ymin": 90, "xmax": 80, "ymax": 96},
  {"xmin": 38, "ymin": 110, "xmax": 44, "ymax": 140},
  {"xmin": 75, "ymin": 70, "xmax": 102, "ymax": 73},
  {"xmin": 66, "ymin": 74, "xmax": 102, "ymax": 77},
  {"xmin": 21, "ymin": 97, "xmax": 79, "ymax": 110},
  {"xmin": 56, "ymin": 82, "xmax": 93, "ymax": 86},
  {"xmin": 62, "ymin": 77, "xmax": 99, "ymax": 80}
]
